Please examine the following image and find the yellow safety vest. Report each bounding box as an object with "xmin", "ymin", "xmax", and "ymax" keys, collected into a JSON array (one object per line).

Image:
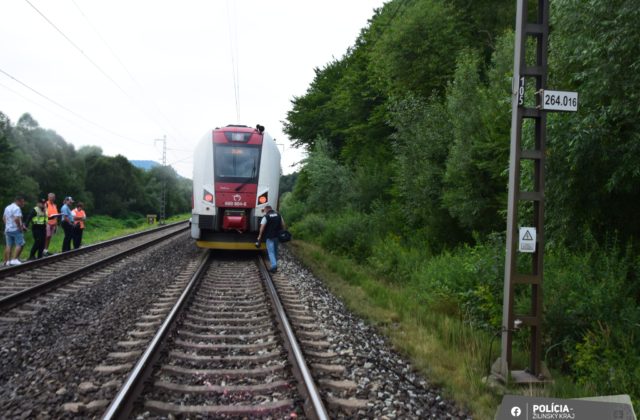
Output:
[{"xmin": 32, "ymin": 206, "xmax": 47, "ymax": 225}]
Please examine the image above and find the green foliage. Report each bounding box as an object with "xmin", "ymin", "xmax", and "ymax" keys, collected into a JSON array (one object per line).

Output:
[
  {"xmin": 279, "ymin": 192, "xmax": 305, "ymax": 225},
  {"xmin": 279, "ymin": 172, "xmax": 298, "ymax": 195},
  {"xmin": 447, "ymin": 0, "xmax": 515, "ymax": 59},
  {"xmin": 289, "ymin": 213, "xmax": 326, "ymax": 241},
  {"xmin": 443, "ymin": 37, "xmax": 512, "ymax": 235},
  {"xmin": 547, "ymin": 0, "xmax": 640, "ymax": 244},
  {"xmin": 415, "ymin": 236, "xmax": 505, "ymax": 329},
  {"xmin": 368, "ymin": 234, "xmax": 424, "ymax": 283},
  {"xmin": 573, "ymin": 324, "xmax": 640, "ymax": 399},
  {"xmin": 543, "ymin": 238, "xmax": 640, "ymax": 365},
  {"xmin": 0, "ymin": 112, "xmax": 17, "ymax": 200},
  {"xmin": 281, "ymin": 0, "xmax": 640, "ymax": 406},
  {"xmin": 389, "ymin": 94, "xmax": 468, "ymax": 250},
  {"xmin": 283, "ymin": 60, "xmax": 350, "ymax": 153},
  {"xmin": 293, "ymin": 138, "xmax": 355, "ymax": 212},
  {"xmin": 369, "ymin": 0, "xmax": 466, "ymax": 98},
  {"xmin": 319, "ymin": 209, "xmax": 373, "ymax": 262},
  {"xmin": 86, "ymin": 155, "xmax": 145, "ymax": 216}
]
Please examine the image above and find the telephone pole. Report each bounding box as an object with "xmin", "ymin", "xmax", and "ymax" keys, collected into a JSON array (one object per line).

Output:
[{"xmin": 155, "ymin": 135, "xmax": 167, "ymax": 225}]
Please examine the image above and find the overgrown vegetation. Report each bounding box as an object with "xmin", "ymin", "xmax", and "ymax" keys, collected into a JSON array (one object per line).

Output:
[{"xmin": 281, "ymin": 0, "xmax": 640, "ymax": 414}]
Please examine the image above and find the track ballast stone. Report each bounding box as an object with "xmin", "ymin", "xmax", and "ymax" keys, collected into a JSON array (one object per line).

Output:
[
  {"xmin": 279, "ymin": 245, "xmax": 472, "ymax": 419},
  {"xmin": 0, "ymin": 233, "xmax": 199, "ymax": 418}
]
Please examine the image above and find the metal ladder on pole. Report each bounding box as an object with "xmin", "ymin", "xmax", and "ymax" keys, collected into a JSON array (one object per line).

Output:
[{"xmin": 493, "ymin": 0, "xmax": 552, "ymax": 384}]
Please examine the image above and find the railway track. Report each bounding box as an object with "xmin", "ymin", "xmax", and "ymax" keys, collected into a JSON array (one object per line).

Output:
[
  {"xmin": 0, "ymin": 221, "xmax": 188, "ymax": 317},
  {"xmin": 101, "ymin": 252, "xmax": 329, "ymax": 419},
  {"xmin": 0, "ymin": 238, "xmax": 465, "ymax": 418}
]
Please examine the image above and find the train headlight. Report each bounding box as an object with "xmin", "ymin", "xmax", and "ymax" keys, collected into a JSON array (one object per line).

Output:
[
  {"xmin": 203, "ymin": 192, "xmax": 214, "ymax": 203},
  {"xmin": 258, "ymin": 193, "xmax": 268, "ymax": 204}
]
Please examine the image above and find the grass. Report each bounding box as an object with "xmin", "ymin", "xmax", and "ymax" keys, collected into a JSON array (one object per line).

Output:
[
  {"xmin": 2, "ymin": 213, "xmax": 189, "ymax": 262},
  {"xmin": 288, "ymin": 240, "xmax": 594, "ymax": 420}
]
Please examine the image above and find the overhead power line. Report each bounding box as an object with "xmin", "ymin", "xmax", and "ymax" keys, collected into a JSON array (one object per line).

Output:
[
  {"xmin": 24, "ymin": 0, "xmax": 132, "ymax": 102},
  {"xmin": 70, "ymin": 0, "xmax": 187, "ymax": 144},
  {"xmin": 0, "ymin": 67, "xmax": 149, "ymax": 146},
  {"xmin": 23, "ymin": 0, "xmax": 183, "ymax": 147},
  {"xmin": 227, "ymin": 0, "xmax": 241, "ymax": 123}
]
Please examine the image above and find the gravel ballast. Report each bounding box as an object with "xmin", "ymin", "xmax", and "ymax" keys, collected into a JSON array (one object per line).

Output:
[
  {"xmin": 0, "ymin": 233, "xmax": 200, "ymax": 418},
  {"xmin": 0, "ymin": 235, "xmax": 471, "ymax": 419},
  {"xmin": 278, "ymin": 245, "xmax": 472, "ymax": 419}
]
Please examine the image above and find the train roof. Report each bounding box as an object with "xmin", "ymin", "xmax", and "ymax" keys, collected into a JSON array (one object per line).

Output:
[{"xmin": 215, "ymin": 124, "xmax": 263, "ymax": 132}]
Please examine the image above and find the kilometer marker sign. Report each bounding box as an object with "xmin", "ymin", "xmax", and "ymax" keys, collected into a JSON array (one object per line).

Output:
[{"xmin": 538, "ymin": 89, "xmax": 578, "ymax": 112}]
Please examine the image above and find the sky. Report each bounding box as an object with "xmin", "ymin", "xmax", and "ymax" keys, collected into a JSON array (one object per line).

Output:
[{"xmin": 1, "ymin": 0, "xmax": 387, "ymax": 178}]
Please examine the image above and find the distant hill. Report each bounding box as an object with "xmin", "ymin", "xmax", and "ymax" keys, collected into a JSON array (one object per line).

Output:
[{"xmin": 130, "ymin": 160, "xmax": 160, "ymax": 171}]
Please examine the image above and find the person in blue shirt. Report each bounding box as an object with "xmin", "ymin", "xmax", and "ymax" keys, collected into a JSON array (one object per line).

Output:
[{"xmin": 60, "ymin": 196, "xmax": 75, "ymax": 252}]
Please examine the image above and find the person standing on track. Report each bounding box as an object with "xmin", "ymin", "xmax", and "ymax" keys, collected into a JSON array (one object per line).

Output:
[
  {"xmin": 25, "ymin": 198, "xmax": 48, "ymax": 260},
  {"xmin": 71, "ymin": 202, "xmax": 86, "ymax": 249},
  {"xmin": 60, "ymin": 196, "xmax": 75, "ymax": 252},
  {"xmin": 44, "ymin": 192, "xmax": 59, "ymax": 256},
  {"xmin": 3, "ymin": 195, "xmax": 26, "ymax": 266},
  {"xmin": 256, "ymin": 204, "xmax": 286, "ymax": 273}
]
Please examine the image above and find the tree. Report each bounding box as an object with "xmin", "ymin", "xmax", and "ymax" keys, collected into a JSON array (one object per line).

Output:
[
  {"xmin": 441, "ymin": 35, "xmax": 513, "ymax": 236},
  {"xmin": 368, "ymin": 0, "xmax": 467, "ymax": 98},
  {"xmin": 279, "ymin": 172, "xmax": 298, "ymax": 195},
  {"xmin": 0, "ymin": 112, "xmax": 16, "ymax": 203},
  {"xmin": 146, "ymin": 165, "xmax": 191, "ymax": 216},
  {"xmin": 289, "ymin": 138, "xmax": 355, "ymax": 214},
  {"xmin": 389, "ymin": 94, "xmax": 468, "ymax": 249},
  {"xmin": 284, "ymin": 59, "xmax": 349, "ymax": 154},
  {"xmin": 85, "ymin": 155, "xmax": 145, "ymax": 216},
  {"xmin": 546, "ymin": 0, "xmax": 640, "ymax": 244}
]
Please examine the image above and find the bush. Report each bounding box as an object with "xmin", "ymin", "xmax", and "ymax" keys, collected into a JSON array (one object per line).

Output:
[
  {"xmin": 279, "ymin": 191, "xmax": 306, "ymax": 225},
  {"xmin": 543, "ymin": 240, "xmax": 640, "ymax": 366},
  {"xmin": 124, "ymin": 219, "xmax": 139, "ymax": 229},
  {"xmin": 368, "ymin": 234, "xmax": 425, "ymax": 283},
  {"xmin": 413, "ymin": 237, "xmax": 504, "ymax": 330},
  {"xmin": 319, "ymin": 210, "xmax": 372, "ymax": 262},
  {"xmin": 573, "ymin": 323, "xmax": 640, "ymax": 401},
  {"xmin": 290, "ymin": 213, "xmax": 327, "ymax": 241}
]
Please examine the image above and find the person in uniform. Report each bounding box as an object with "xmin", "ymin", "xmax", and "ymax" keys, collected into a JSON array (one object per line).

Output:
[
  {"xmin": 44, "ymin": 192, "xmax": 59, "ymax": 256},
  {"xmin": 25, "ymin": 199, "xmax": 48, "ymax": 259},
  {"xmin": 71, "ymin": 202, "xmax": 86, "ymax": 249},
  {"xmin": 256, "ymin": 204, "xmax": 286, "ymax": 273}
]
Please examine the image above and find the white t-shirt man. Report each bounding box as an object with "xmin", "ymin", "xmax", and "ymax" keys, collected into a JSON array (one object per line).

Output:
[{"xmin": 3, "ymin": 203, "xmax": 22, "ymax": 233}]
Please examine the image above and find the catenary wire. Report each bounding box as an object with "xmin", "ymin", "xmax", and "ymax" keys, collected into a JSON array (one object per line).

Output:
[
  {"xmin": 2, "ymin": 76, "xmax": 188, "ymax": 173},
  {"xmin": 227, "ymin": 0, "xmax": 241, "ymax": 123},
  {"xmin": 70, "ymin": 0, "xmax": 187, "ymax": 144},
  {"xmin": 24, "ymin": 0, "xmax": 179, "ymax": 146},
  {"xmin": 0, "ymin": 67, "xmax": 150, "ymax": 146}
]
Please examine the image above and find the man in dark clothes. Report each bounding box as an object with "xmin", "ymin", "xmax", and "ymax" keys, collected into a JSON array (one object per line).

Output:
[
  {"xmin": 25, "ymin": 199, "xmax": 48, "ymax": 259},
  {"xmin": 256, "ymin": 204, "xmax": 286, "ymax": 273}
]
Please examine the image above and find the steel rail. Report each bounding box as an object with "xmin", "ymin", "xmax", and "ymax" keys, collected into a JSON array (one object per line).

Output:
[
  {"xmin": 0, "ymin": 220, "xmax": 188, "ymax": 278},
  {"xmin": 257, "ymin": 256, "xmax": 329, "ymax": 420},
  {"xmin": 0, "ymin": 225, "xmax": 189, "ymax": 312},
  {"xmin": 102, "ymin": 250, "xmax": 211, "ymax": 420}
]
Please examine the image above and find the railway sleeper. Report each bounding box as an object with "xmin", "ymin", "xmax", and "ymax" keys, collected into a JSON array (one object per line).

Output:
[{"xmin": 143, "ymin": 399, "xmax": 296, "ymax": 417}]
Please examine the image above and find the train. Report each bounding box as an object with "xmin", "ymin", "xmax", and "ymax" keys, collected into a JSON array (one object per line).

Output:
[{"xmin": 191, "ymin": 124, "xmax": 281, "ymax": 250}]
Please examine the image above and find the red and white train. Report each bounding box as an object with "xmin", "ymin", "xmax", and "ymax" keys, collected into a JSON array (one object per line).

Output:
[{"xmin": 191, "ymin": 124, "xmax": 281, "ymax": 250}]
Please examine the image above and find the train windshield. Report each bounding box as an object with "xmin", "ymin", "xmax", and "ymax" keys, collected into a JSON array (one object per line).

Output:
[{"xmin": 214, "ymin": 145, "xmax": 261, "ymax": 180}]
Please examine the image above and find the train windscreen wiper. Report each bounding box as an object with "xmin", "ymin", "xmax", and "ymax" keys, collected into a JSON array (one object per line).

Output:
[{"xmin": 235, "ymin": 158, "xmax": 257, "ymax": 191}]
